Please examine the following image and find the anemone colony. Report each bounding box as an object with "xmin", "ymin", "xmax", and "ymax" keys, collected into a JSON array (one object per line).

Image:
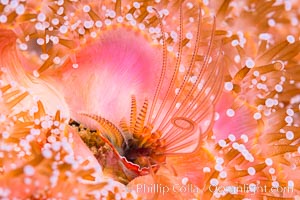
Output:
[{"xmin": 0, "ymin": 0, "xmax": 300, "ymax": 199}]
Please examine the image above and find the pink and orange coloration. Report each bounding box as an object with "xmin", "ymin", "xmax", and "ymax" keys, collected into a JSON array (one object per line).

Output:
[{"xmin": 0, "ymin": 0, "xmax": 300, "ymax": 199}]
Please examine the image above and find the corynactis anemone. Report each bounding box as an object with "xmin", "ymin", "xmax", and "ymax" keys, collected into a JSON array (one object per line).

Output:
[{"xmin": 0, "ymin": 0, "xmax": 300, "ymax": 199}]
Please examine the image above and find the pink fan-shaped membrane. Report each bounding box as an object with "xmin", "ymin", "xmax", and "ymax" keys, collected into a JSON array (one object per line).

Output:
[{"xmin": 57, "ymin": 26, "xmax": 164, "ymax": 127}]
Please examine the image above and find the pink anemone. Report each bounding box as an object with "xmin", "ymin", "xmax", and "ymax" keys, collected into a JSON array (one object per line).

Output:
[{"xmin": 0, "ymin": 0, "xmax": 300, "ymax": 199}]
